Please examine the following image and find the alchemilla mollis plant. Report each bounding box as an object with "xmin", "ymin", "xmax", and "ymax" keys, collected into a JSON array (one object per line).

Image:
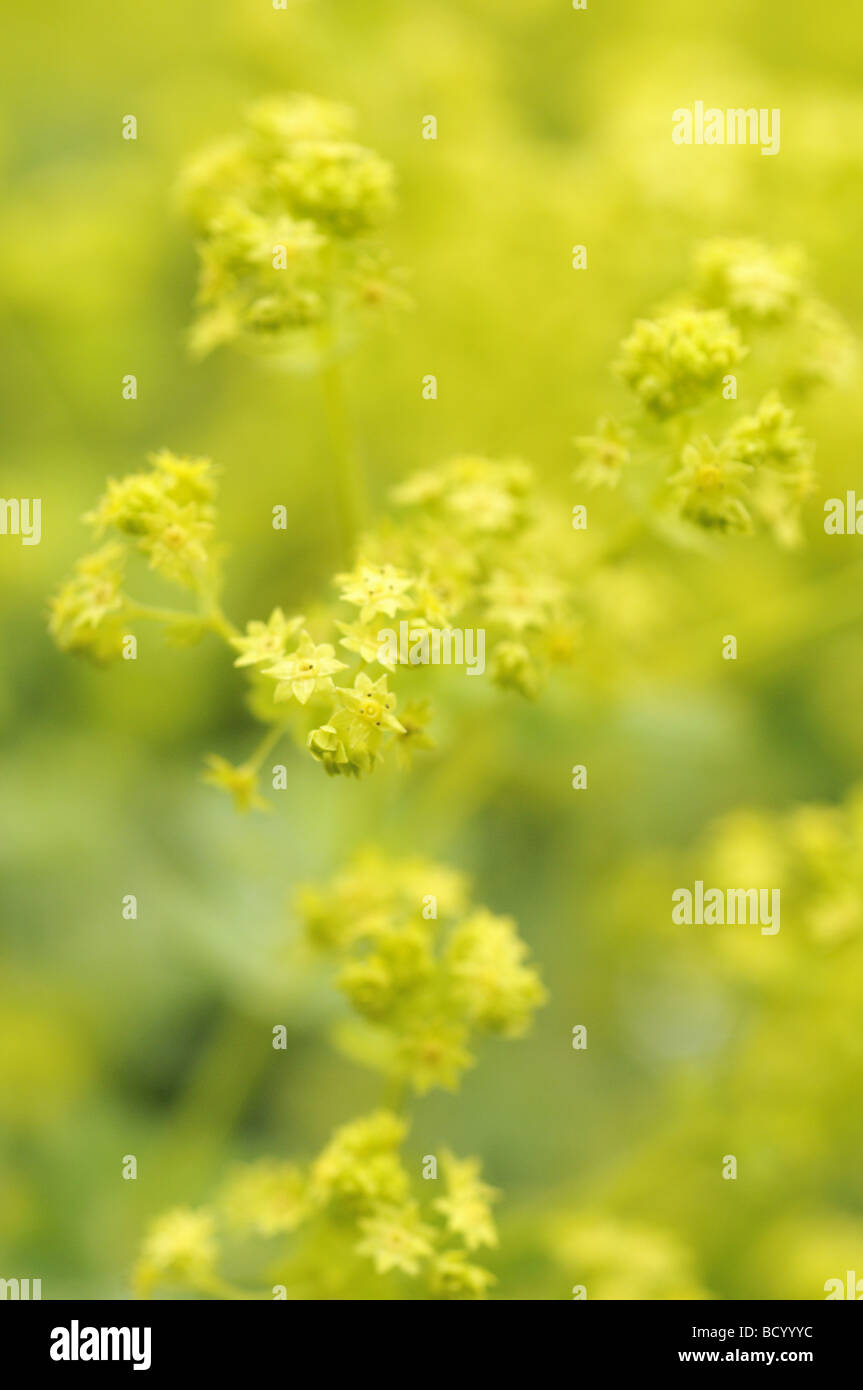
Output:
[
  {"xmin": 133, "ymin": 853, "xmax": 545, "ymax": 1300},
  {"xmin": 44, "ymin": 91, "xmax": 857, "ymax": 1304}
]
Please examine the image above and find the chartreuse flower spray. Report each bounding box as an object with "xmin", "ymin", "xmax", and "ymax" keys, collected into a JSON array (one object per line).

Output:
[{"xmin": 133, "ymin": 854, "xmax": 546, "ymax": 1300}]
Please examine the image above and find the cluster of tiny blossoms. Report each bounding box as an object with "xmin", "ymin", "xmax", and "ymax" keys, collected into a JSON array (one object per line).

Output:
[
  {"xmin": 49, "ymin": 452, "xmax": 576, "ymax": 806},
  {"xmin": 48, "ymin": 451, "xmax": 225, "ymax": 663},
  {"xmin": 575, "ymin": 241, "xmax": 853, "ymax": 546},
  {"xmin": 297, "ymin": 850, "xmax": 546, "ymax": 1093},
  {"xmin": 134, "ymin": 1111, "xmax": 500, "ymax": 1300},
  {"xmin": 179, "ymin": 94, "xmax": 406, "ymax": 363},
  {"xmin": 219, "ymin": 458, "xmax": 573, "ymax": 793}
]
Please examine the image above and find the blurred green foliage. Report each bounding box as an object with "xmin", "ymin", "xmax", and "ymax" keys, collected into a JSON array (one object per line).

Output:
[{"xmin": 2, "ymin": 0, "xmax": 863, "ymax": 1298}]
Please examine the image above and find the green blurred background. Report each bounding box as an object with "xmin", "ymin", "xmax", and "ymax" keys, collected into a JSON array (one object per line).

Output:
[{"xmin": 2, "ymin": 0, "xmax": 863, "ymax": 1298}]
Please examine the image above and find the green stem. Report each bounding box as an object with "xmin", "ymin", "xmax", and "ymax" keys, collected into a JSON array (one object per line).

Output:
[
  {"xmin": 124, "ymin": 600, "xmax": 200, "ymax": 626},
  {"xmin": 246, "ymin": 722, "xmax": 287, "ymax": 773},
  {"xmin": 203, "ymin": 603, "xmax": 241, "ymax": 642},
  {"xmin": 124, "ymin": 597, "xmax": 239, "ymax": 643}
]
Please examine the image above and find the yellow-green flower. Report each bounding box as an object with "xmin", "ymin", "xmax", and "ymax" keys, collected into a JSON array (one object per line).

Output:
[
  {"xmin": 84, "ymin": 451, "xmax": 219, "ymax": 589},
  {"xmin": 202, "ymin": 755, "xmax": 270, "ymax": 814},
  {"xmin": 219, "ymin": 1161, "xmax": 307, "ymax": 1236},
  {"xmin": 483, "ymin": 569, "xmax": 564, "ymax": 634},
  {"xmin": 397, "ymin": 1019, "xmax": 474, "ymax": 1094},
  {"xmin": 356, "ymin": 1201, "xmax": 436, "ymax": 1276},
  {"xmin": 245, "ymin": 94, "xmax": 354, "ymax": 150},
  {"xmin": 335, "ymin": 618, "xmax": 396, "ymax": 669},
  {"xmin": 273, "ymin": 140, "xmax": 395, "ymax": 238},
  {"xmin": 307, "ymin": 722, "xmax": 355, "ymax": 777},
  {"xmin": 309, "ymin": 1110, "xmax": 409, "ymax": 1208},
  {"xmin": 181, "ymin": 95, "xmax": 402, "ymax": 361},
  {"xmin": 134, "ymin": 1207, "xmax": 217, "ymax": 1296},
  {"xmin": 434, "ymin": 1152, "xmax": 499, "ymax": 1251},
  {"xmin": 47, "ymin": 543, "xmax": 127, "ymax": 663},
  {"xmin": 264, "ymin": 631, "xmax": 347, "ymax": 703},
  {"xmin": 616, "ymin": 307, "xmax": 746, "ymax": 417},
  {"xmin": 230, "ymin": 608, "xmax": 305, "ymax": 667},
  {"xmin": 694, "ymin": 238, "xmax": 806, "ymax": 322},
  {"xmin": 429, "ymin": 1249, "xmax": 496, "ymax": 1300},
  {"xmin": 668, "ymin": 435, "xmax": 753, "ymax": 534},
  {"xmin": 446, "ymin": 909, "xmax": 547, "ymax": 1036},
  {"xmin": 334, "ymin": 671, "xmax": 405, "ymax": 736},
  {"xmin": 729, "ymin": 392, "xmax": 814, "ymax": 476},
  {"xmin": 336, "ymin": 562, "xmax": 415, "ymax": 624},
  {"xmin": 573, "ymin": 417, "xmax": 632, "ymax": 490},
  {"xmin": 490, "ymin": 640, "xmax": 541, "ymax": 699}
]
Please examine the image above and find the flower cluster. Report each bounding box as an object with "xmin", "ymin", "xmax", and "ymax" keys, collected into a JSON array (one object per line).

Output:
[
  {"xmin": 575, "ymin": 241, "xmax": 847, "ymax": 547},
  {"xmin": 48, "ymin": 451, "xmax": 224, "ymax": 663},
  {"xmin": 135, "ymin": 1208, "xmax": 218, "ymax": 1298},
  {"xmin": 47, "ymin": 543, "xmax": 128, "ymax": 663},
  {"xmin": 615, "ymin": 306, "xmax": 746, "ymax": 419},
  {"xmin": 381, "ymin": 454, "xmax": 575, "ymax": 698},
  {"xmin": 667, "ymin": 394, "xmax": 815, "ymax": 541},
  {"xmin": 297, "ymin": 850, "xmax": 546, "ymax": 1094},
  {"xmin": 134, "ymin": 1111, "xmax": 500, "ymax": 1300},
  {"xmin": 179, "ymin": 95, "xmax": 405, "ymax": 363},
  {"xmin": 48, "ymin": 449, "xmax": 577, "ymax": 798},
  {"xmin": 225, "ymin": 592, "xmax": 412, "ymax": 782},
  {"xmin": 83, "ymin": 449, "xmax": 219, "ymax": 589}
]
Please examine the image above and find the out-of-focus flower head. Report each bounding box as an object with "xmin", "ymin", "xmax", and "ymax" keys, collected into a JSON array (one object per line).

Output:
[
  {"xmin": 47, "ymin": 542, "xmax": 128, "ymax": 663},
  {"xmin": 219, "ymin": 1161, "xmax": 307, "ymax": 1236},
  {"xmin": 230, "ymin": 608, "xmax": 306, "ymax": 668},
  {"xmin": 616, "ymin": 307, "xmax": 747, "ymax": 417},
  {"xmin": 134, "ymin": 1208, "xmax": 218, "ymax": 1297},
  {"xmin": 573, "ymin": 417, "xmax": 633, "ymax": 490},
  {"xmin": 668, "ymin": 435, "xmax": 753, "ymax": 535},
  {"xmin": 297, "ymin": 851, "xmax": 545, "ymax": 1094},
  {"xmin": 84, "ymin": 450, "xmax": 220, "ymax": 590},
  {"xmin": 434, "ymin": 1151, "xmax": 500, "ymax": 1250},
  {"xmin": 134, "ymin": 1108, "xmax": 499, "ymax": 1300},
  {"xmin": 179, "ymin": 95, "xmax": 404, "ymax": 364},
  {"xmin": 201, "ymin": 755, "xmax": 271, "ymax": 815},
  {"xmin": 694, "ymin": 239, "xmax": 807, "ymax": 322}
]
